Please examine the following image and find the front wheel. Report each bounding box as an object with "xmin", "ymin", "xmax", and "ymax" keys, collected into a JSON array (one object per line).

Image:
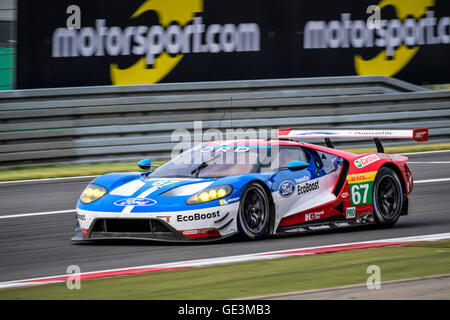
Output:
[
  {"xmin": 373, "ymin": 167, "xmax": 403, "ymax": 227},
  {"xmin": 237, "ymin": 182, "xmax": 270, "ymax": 240}
]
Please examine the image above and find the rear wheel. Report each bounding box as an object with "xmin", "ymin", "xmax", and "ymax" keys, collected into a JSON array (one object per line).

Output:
[
  {"xmin": 237, "ymin": 182, "xmax": 270, "ymax": 240},
  {"xmin": 373, "ymin": 167, "xmax": 403, "ymax": 227}
]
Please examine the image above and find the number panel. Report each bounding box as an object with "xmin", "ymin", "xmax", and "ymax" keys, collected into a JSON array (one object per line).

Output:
[{"xmin": 347, "ymin": 171, "xmax": 377, "ymax": 206}]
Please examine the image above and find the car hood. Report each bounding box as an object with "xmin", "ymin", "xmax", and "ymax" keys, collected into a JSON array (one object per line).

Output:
[
  {"xmin": 77, "ymin": 172, "xmax": 269, "ymax": 213},
  {"xmin": 78, "ymin": 174, "xmax": 221, "ymax": 212}
]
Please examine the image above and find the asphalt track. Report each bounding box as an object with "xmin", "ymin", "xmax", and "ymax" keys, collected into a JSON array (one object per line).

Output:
[{"xmin": 0, "ymin": 151, "xmax": 449, "ymax": 283}]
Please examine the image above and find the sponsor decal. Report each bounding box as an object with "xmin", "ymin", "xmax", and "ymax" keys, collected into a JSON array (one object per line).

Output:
[
  {"xmin": 114, "ymin": 198, "xmax": 157, "ymax": 206},
  {"xmin": 193, "ymin": 145, "xmax": 262, "ymax": 153},
  {"xmin": 347, "ymin": 171, "xmax": 377, "ymax": 183},
  {"xmin": 341, "ymin": 192, "xmax": 350, "ymax": 199},
  {"xmin": 279, "ymin": 181, "xmax": 296, "ymax": 198},
  {"xmin": 308, "ymin": 225, "xmax": 330, "ymax": 230},
  {"xmin": 181, "ymin": 228, "xmax": 218, "ymax": 236},
  {"xmin": 219, "ymin": 197, "xmax": 240, "ymax": 205},
  {"xmin": 285, "ymin": 227, "xmax": 308, "ymax": 233},
  {"xmin": 295, "ymin": 176, "xmax": 310, "ymax": 184},
  {"xmin": 305, "ymin": 210, "xmax": 325, "ymax": 222},
  {"xmin": 377, "ymin": 153, "xmax": 391, "ymax": 160},
  {"xmin": 414, "ymin": 129, "xmax": 428, "ymax": 141},
  {"xmin": 303, "ymin": 0, "xmax": 450, "ymax": 77},
  {"xmin": 346, "ymin": 207, "xmax": 356, "ymax": 219},
  {"xmin": 297, "ymin": 180, "xmax": 320, "ymax": 195},
  {"xmin": 354, "ymin": 154, "xmax": 381, "ymax": 168},
  {"xmin": 51, "ymin": 0, "xmax": 260, "ymax": 85},
  {"xmin": 415, "ymin": 132, "xmax": 425, "ymax": 139},
  {"xmin": 177, "ymin": 210, "xmax": 221, "ymax": 222},
  {"xmin": 295, "ymin": 131, "xmax": 335, "ymax": 136},
  {"xmin": 77, "ymin": 214, "xmax": 85, "ymax": 221},
  {"xmin": 352, "ymin": 130, "xmax": 393, "ymax": 136},
  {"xmin": 334, "ymin": 222, "xmax": 351, "ymax": 227},
  {"xmin": 149, "ymin": 179, "xmax": 183, "ymax": 188}
]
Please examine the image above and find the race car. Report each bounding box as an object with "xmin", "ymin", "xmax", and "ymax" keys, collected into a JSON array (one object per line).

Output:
[{"xmin": 72, "ymin": 128, "xmax": 428, "ymax": 242}]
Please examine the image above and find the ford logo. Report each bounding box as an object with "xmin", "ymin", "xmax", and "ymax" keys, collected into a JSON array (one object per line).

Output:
[
  {"xmin": 279, "ymin": 181, "xmax": 295, "ymax": 198},
  {"xmin": 114, "ymin": 198, "xmax": 157, "ymax": 206}
]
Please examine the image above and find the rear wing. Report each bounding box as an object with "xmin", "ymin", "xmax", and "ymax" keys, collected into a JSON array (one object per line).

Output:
[{"xmin": 276, "ymin": 128, "xmax": 429, "ymax": 153}]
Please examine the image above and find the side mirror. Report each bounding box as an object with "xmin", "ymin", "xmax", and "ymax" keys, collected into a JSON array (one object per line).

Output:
[
  {"xmin": 138, "ymin": 159, "xmax": 152, "ymax": 171},
  {"xmin": 288, "ymin": 160, "xmax": 309, "ymax": 171}
]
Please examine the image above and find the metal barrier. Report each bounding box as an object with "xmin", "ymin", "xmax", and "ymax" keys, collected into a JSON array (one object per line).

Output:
[{"xmin": 0, "ymin": 76, "xmax": 447, "ymax": 167}]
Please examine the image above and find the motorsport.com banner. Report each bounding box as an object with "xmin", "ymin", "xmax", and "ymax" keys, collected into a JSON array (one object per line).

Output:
[{"xmin": 17, "ymin": 0, "xmax": 450, "ymax": 88}]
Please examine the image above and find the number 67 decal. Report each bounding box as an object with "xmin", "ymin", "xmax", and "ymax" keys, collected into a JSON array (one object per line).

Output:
[{"xmin": 350, "ymin": 183, "xmax": 373, "ymax": 206}]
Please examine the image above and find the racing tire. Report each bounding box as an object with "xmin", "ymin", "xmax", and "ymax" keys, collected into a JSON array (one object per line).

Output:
[
  {"xmin": 372, "ymin": 167, "xmax": 403, "ymax": 227},
  {"xmin": 237, "ymin": 182, "xmax": 270, "ymax": 240}
]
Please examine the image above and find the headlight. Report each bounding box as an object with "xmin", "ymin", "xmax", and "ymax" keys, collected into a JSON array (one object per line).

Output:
[
  {"xmin": 80, "ymin": 184, "xmax": 107, "ymax": 204},
  {"xmin": 186, "ymin": 185, "xmax": 232, "ymax": 204}
]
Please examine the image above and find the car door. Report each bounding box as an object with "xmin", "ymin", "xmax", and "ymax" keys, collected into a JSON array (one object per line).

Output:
[{"xmin": 271, "ymin": 146, "xmax": 343, "ymax": 228}]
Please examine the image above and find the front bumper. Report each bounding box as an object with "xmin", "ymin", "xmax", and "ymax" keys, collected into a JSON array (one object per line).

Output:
[{"xmin": 72, "ymin": 203, "xmax": 239, "ymax": 243}]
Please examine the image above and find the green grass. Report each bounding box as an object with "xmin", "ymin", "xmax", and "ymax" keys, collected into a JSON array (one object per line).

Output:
[
  {"xmin": 1, "ymin": 240, "xmax": 449, "ymax": 300},
  {"xmin": 1, "ymin": 143, "xmax": 449, "ymax": 182},
  {"xmin": 423, "ymin": 83, "xmax": 450, "ymax": 90},
  {"xmin": 0, "ymin": 161, "xmax": 166, "ymax": 182}
]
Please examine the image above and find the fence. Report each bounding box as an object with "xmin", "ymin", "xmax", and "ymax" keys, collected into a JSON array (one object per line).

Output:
[{"xmin": 0, "ymin": 76, "xmax": 447, "ymax": 167}]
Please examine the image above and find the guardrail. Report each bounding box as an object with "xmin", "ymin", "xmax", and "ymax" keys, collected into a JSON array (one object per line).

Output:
[{"xmin": 0, "ymin": 76, "xmax": 447, "ymax": 167}]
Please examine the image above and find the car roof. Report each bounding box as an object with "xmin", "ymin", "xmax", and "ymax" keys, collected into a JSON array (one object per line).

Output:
[
  {"xmin": 200, "ymin": 139, "xmax": 302, "ymax": 146},
  {"xmin": 200, "ymin": 139, "xmax": 358, "ymax": 159}
]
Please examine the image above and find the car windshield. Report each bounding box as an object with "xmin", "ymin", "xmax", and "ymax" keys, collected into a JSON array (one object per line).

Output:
[{"xmin": 150, "ymin": 144, "xmax": 273, "ymax": 178}]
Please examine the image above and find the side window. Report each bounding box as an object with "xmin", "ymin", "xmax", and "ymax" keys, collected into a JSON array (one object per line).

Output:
[
  {"xmin": 271, "ymin": 146, "xmax": 308, "ymax": 170},
  {"xmin": 315, "ymin": 151, "xmax": 343, "ymax": 174}
]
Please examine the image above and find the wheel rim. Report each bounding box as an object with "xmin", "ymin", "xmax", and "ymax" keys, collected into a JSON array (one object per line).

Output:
[
  {"xmin": 376, "ymin": 176, "xmax": 400, "ymax": 219},
  {"xmin": 242, "ymin": 186, "xmax": 268, "ymax": 234}
]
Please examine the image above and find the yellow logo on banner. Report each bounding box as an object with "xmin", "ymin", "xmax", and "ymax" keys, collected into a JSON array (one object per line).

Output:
[
  {"xmin": 110, "ymin": 0, "xmax": 203, "ymax": 85},
  {"xmin": 354, "ymin": 0, "xmax": 434, "ymax": 76}
]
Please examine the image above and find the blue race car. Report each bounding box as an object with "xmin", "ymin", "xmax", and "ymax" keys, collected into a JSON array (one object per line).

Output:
[{"xmin": 73, "ymin": 128, "xmax": 426, "ymax": 242}]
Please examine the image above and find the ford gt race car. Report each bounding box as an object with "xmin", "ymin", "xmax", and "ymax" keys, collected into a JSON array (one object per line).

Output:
[{"xmin": 72, "ymin": 128, "xmax": 428, "ymax": 242}]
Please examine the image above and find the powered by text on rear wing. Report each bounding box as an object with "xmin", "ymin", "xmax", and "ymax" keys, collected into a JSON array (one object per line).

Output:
[{"xmin": 276, "ymin": 128, "xmax": 429, "ymax": 153}]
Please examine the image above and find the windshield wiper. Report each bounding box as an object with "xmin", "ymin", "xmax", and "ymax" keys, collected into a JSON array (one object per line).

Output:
[{"xmin": 190, "ymin": 154, "xmax": 221, "ymax": 178}]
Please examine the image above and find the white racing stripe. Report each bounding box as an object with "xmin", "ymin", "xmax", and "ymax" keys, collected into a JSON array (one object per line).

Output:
[
  {"xmin": 121, "ymin": 186, "xmax": 159, "ymax": 214},
  {"xmin": 110, "ymin": 180, "xmax": 145, "ymax": 196}
]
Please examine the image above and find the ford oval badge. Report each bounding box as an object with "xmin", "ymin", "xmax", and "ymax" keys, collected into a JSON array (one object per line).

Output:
[
  {"xmin": 114, "ymin": 198, "xmax": 157, "ymax": 206},
  {"xmin": 279, "ymin": 181, "xmax": 295, "ymax": 198}
]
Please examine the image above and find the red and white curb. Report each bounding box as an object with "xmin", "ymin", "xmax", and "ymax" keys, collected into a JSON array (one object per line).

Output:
[{"xmin": 1, "ymin": 232, "xmax": 449, "ymax": 289}]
